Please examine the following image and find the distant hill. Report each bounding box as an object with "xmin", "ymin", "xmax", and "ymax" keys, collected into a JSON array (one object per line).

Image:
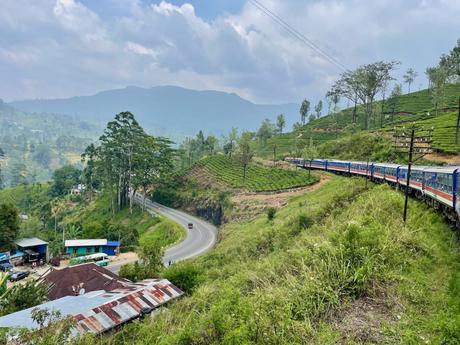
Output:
[
  {"xmin": 9, "ymin": 86, "xmax": 299, "ymax": 137},
  {"xmin": 0, "ymin": 102, "xmax": 100, "ymax": 186}
]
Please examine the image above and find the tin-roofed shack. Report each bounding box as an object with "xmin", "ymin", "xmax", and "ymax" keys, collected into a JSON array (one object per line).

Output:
[
  {"xmin": 0, "ymin": 279, "xmax": 183, "ymax": 335},
  {"xmin": 13, "ymin": 237, "xmax": 49, "ymax": 264}
]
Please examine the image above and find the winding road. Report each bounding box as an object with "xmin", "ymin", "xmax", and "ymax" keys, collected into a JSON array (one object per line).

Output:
[{"xmin": 108, "ymin": 195, "xmax": 218, "ymax": 273}]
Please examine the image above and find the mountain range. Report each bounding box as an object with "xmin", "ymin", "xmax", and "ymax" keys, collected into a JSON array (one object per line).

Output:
[{"xmin": 9, "ymin": 86, "xmax": 299, "ymax": 137}]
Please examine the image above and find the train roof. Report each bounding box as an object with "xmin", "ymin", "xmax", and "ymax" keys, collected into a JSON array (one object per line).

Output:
[
  {"xmin": 421, "ymin": 166, "xmax": 460, "ymax": 173},
  {"xmin": 372, "ymin": 163, "xmax": 401, "ymax": 168}
]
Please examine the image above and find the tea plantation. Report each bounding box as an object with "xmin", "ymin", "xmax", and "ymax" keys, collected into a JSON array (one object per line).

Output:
[{"xmin": 194, "ymin": 155, "xmax": 319, "ymax": 192}]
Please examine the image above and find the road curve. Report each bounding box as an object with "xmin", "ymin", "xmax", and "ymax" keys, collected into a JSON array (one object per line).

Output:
[{"xmin": 132, "ymin": 194, "xmax": 219, "ymax": 265}]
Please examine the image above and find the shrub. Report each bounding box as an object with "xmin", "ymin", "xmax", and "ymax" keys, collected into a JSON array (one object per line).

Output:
[
  {"xmin": 163, "ymin": 262, "xmax": 204, "ymax": 294},
  {"xmin": 297, "ymin": 213, "xmax": 313, "ymax": 229},
  {"xmin": 266, "ymin": 207, "xmax": 277, "ymax": 221}
]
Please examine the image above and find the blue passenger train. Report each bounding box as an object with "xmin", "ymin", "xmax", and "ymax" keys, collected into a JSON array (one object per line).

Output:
[{"xmin": 287, "ymin": 157, "xmax": 460, "ymax": 227}]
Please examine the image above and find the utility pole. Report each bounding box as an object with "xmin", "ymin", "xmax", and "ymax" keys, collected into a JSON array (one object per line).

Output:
[
  {"xmin": 365, "ymin": 158, "xmax": 370, "ymax": 189},
  {"xmin": 393, "ymin": 126, "xmax": 433, "ymax": 224},
  {"xmin": 273, "ymin": 144, "xmax": 277, "ymax": 167},
  {"xmin": 456, "ymin": 96, "xmax": 460, "ymax": 144},
  {"xmin": 403, "ymin": 128, "xmax": 415, "ymax": 223}
]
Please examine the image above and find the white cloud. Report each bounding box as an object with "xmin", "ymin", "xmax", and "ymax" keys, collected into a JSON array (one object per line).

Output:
[{"xmin": 0, "ymin": 0, "xmax": 459, "ymax": 104}]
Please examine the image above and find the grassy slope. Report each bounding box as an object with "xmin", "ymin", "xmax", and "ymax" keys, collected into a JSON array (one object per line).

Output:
[
  {"xmin": 81, "ymin": 175, "xmax": 460, "ymax": 344},
  {"xmin": 259, "ymin": 84, "xmax": 460, "ymax": 159},
  {"xmin": 195, "ymin": 155, "xmax": 319, "ymax": 192},
  {"xmin": 139, "ymin": 218, "xmax": 185, "ymax": 250}
]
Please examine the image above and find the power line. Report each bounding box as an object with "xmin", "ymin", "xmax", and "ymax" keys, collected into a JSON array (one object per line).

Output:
[{"xmin": 248, "ymin": 0, "xmax": 347, "ymax": 71}]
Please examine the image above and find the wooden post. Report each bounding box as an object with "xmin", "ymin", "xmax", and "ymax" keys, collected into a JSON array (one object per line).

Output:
[
  {"xmin": 403, "ymin": 128, "xmax": 415, "ymax": 224},
  {"xmin": 456, "ymin": 96, "xmax": 460, "ymax": 144}
]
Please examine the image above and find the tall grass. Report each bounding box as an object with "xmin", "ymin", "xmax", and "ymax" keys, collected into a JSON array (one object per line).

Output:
[{"xmin": 76, "ymin": 177, "xmax": 460, "ymax": 344}]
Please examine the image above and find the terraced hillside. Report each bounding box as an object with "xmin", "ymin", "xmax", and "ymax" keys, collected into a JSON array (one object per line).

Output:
[
  {"xmin": 257, "ymin": 84, "xmax": 460, "ymax": 159},
  {"xmin": 194, "ymin": 155, "xmax": 318, "ymax": 192}
]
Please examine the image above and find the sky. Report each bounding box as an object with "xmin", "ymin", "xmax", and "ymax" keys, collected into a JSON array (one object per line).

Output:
[{"xmin": 1, "ymin": 0, "xmax": 459, "ymax": 104}]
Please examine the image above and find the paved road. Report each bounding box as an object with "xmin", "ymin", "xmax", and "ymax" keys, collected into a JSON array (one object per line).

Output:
[{"xmin": 108, "ymin": 195, "xmax": 218, "ymax": 273}]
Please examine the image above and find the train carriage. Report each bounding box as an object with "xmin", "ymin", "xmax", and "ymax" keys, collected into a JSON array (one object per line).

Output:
[
  {"xmin": 349, "ymin": 161, "xmax": 372, "ymax": 176},
  {"xmin": 456, "ymin": 170, "xmax": 460, "ymax": 218},
  {"xmin": 287, "ymin": 156, "xmax": 460, "ymax": 227},
  {"xmin": 372, "ymin": 163, "xmax": 399, "ymax": 181},
  {"xmin": 423, "ymin": 167, "xmax": 458, "ymax": 209},
  {"xmin": 398, "ymin": 166, "xmax": 427, "ymax": 192},
  {"xmin": 327, "ymin": 160, "xmax": 351, "ymax": 173},
  {"xmin": 310, "ymin": 159, "xmax": 328, "ymax": 170}
]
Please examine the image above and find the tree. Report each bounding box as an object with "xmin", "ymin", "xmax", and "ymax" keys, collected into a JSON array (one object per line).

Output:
[
  {"xmin": 49, "ymin": 165, "xmax": 81, "ymax": 197},
  {"xmin": 101, "ymin": 112, "xmax": 145, "ymax": 212},
  {"xmin": 236, "ymin": 132, "xmax": 254, "ymax": 184},
  {"xmin": 430, "ymin": 66, "xmax": 448, "ymax": 116},
  {"xmin": 331, "ymin": 70, "xmax": 360, "ymax": 123},
  {"xmin": 302, "ymin": 138, "xmax": 318, "ymax": 178},
  {"xmin": 292, "ymin": 122, "xmax": 303, "ymax": 132},
  {"xmin": 350, "ymin": 61, "xmax": 399, "ymax": 129},
  {"xmin": 223, "ymin": 128, "xmax": 238, "ymax": 158},
  {"xmin": 9, "ymin": 162, "xmax": 27, "ymax": 187},
  {"xmin": 256, "ymin": 119, "xmax": 276, "ymax": 145},
  {"xmin": 276, "ymin": 114, "xmax": 285, "ymax": 134},
  {"xmin": 403, "ymin": 68, "xmax": 418, "ymax": 93},
  {"xmin": 32, "ymin": 144, "xmax": 52, "ymax": 168},
  {"xmin": 308, "ymin": 114, "xmax": 316, "ymax": 123},
  {"xmin": 314, "ymin": 100, "xmax": 323, "ymax": 119},
  {"xmin": 0, "ymin": 147, "xmax": 4, "ymax": 189},
  {"xmin": 204, "ymin": 135, "xmax": 219, "ymax": 155},
  {"xmin": 0, "ymin": 204, "xmax": 19, "ymax": 252},
  {"xmin": 326, "ymin": 87, "xmax": 341, "ymax": 137},
  {"xmin": 300, "ymin": 99, "xmax": 310, "ymax": 125},
  {"xmin": 131, "ymin": 136, "xmax": 175, "ymax": 210},
  {"xmin": 438, "ymin": 38, "xmax": 460, "ymax": 83},
  {"xmin": 387, "ymin": 84, "xmax": 403, "ymax": 123}
]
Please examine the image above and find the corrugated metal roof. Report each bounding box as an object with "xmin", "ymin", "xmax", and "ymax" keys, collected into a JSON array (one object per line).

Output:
[
  {"xmin": 0, "ymin": 279, "xmax": 183, "ymax": 335},
  {"xmin": 15, "ymin": 237, "xmax": 48, "ymax": 247},
  {"xmin": 65, "ymin": 239, "xmax": 107, "ymax": 247},
  {"xmin": 42, "ymin": 263, "xmax": 130, "ymax": 300}
]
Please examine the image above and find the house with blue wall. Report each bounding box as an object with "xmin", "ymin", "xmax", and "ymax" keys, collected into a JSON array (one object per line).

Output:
[
  {"xmin": 14, "ymin": 238, "xmax": 49, "ymax": 263},
  {"xmin": 65, "ymin": 239, "xmax": 120, "ymax": 256}
]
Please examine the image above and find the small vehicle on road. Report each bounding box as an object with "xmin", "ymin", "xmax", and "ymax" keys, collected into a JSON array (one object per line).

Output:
[
  {"xmin": 188, "ymin": 223, "xmax": 193, "ymax": 230},
  {"xmin": 0, "ymin": 262, "xmax": 13, "ymax": 272},
  {"xmin": 9, "ymin": 271, "xmax": 30, "ymax": 282},
  {"xmin": 69, "ymin": 253, "xmax": 110, "ymax": 267}
]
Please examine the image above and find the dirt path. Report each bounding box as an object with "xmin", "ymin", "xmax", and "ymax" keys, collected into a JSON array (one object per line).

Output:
[
  {"xmin": 425, "ymin": 153, "xmax": 460, "ymax": 165},
  {"xmin": 229, "ymin": 174, "xmax": 330, "ymax": 221}
]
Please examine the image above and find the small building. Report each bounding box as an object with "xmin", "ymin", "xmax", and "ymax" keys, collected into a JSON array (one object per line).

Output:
[
  {"xmin": 41, "ymin": 262, "xmax": 131, "ymax": 300},
  {"xmin": 0, "ymin": 279, "xmax": 183, "ymax": 335},
  {"xmin": 65, "ymin": 239, "xmax": 120, "ymax": 256},
  {"xmin": 14, "ymin": 237, "xmax": 49, "ymax": 263}
]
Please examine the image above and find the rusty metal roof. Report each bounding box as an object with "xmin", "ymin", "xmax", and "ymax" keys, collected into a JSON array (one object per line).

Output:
[
  {"xmin": 73, "ymin": 279, "xmax": 183, "ymax": 334},
  {"xmin": 41, "ymin": 263, "xmax": 131, "ymax": 300},
  {"xmin": 0, "ymin": 279, "xmax": 183, "ymax": 335}
]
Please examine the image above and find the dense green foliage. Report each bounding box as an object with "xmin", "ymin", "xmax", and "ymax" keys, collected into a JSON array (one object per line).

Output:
[
  {"xmin": 82, "ymin": 112, "xmax": 175, "ymax": 213},
  {"xmin": 118, "ymin": 218, "xmax": 185, "ymax": 281},
  {"xmin": 0, "ymin": 203, "xmax": 20, "ymax": 252},
  {"xmin": 0, "ymin": 282, "xmax": 48, "ymax": 317},
  {"xmin": 0, "ymin": 102, "xmax": 99, "ymax": 187},
  {"xmin": 195, "ymin": 155, "xmax": 319, "ymax": 192},
  {"xmin": 75, "ymin": 175, "xmax": 460, "ymax": 344},
  {"xmin": 49, "ymin": 165, "xmax": 81, "ymax": 197},
  {"xmin": 139, "ymin": 219, "xmax": 185, "ymax": 251}
]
